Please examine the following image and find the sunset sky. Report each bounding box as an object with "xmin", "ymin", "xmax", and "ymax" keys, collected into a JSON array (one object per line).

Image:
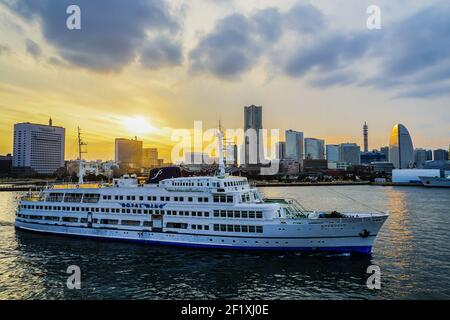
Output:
[{"xmin": 0, "ymin": 0, "xmax": 449, "ymax": 161}]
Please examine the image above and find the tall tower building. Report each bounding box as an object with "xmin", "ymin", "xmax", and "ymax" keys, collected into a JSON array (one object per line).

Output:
[
  {"xmin": 285, "ymin": 130, "xmax": 304, "ymax": 163},
  {"xmin": 244, "ymin": 105, "xmax": 263, "ymax": 165},
  {"xmin": 388, "ymin": 123, "xmax": 414, "ymax": 169},
  {"xmin": 326, "ymin": 144, "xmax": 340, "ymax": 162},
  {"xmin": 339, "ymin": 143, "xmax": 361, "ymax": 165},
  {"xmin": 304, "ymin": 138, "xmax": 325, "ymax": 160},
  {"xmin": 142, "ymin": 148, "xmax": 159, "ymax": 168},
  {"xmin": 13, "ymin": 121, "xmax": 65, "ymax": 174},
  {"xmin": 363, "ymin": 122, "xmax": 368, "ymax": 153},
  {"xmin": 115, "ymin": 137, "xmax": 143, "ymax": 168}
]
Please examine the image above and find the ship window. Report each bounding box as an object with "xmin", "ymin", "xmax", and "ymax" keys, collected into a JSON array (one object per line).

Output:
[
  {"xmin": 234, "ymin": 211, "xmax": 241, "ymax": 218},
  {"xmin": 192, "ymin": 212, "xmax": 197, "ymax": 217},
  {"xmin": 220, "ymin": 225, "xmax": 226, "ymax": 232},
  {"xmin": 227, "ymin": 211, "xmax": 233, "ymax": 218},
  {"xmin": 256, "ymin": 212, "xmax": 263, "ymax": 219},
  {"xmin": 198, "ymin": 197, "xmax": 203, "ymax": 202},
  {"xmin": 62, "ymin": 217, "xmax": 78, "ymax": 223},
  {"xmin": 226, "ymin": 196, "xmax": 233, "ymax": 203},
  {"xmin": 198, "ymin": 212, "xmax": 203, "ymax": 217},
  {"xmin": 44, "ymin": 216, "xmax": 58, "ymax": 221},
  {"xmin": 213, "ymin": 210, "xmax": 219, "ymax": 217},
  {"xmin": 204, "ymin": 225, "xmax": 209, "ymax": 230},
  {"xmin": 192, "ymin": 225, "xmax": 197, "ymax": 230},
  {"xmin": 197, "ymin": 225, "xmax": 203, "ymax": 230},
  {"xmin": 80, "ymin": 218, "xmax": 87, "ymax": 223},
  {"xmin": 214, "ymin": 224, "xmax": 220, "ymax": 231},
  {"xmin": 100, "ymin": 219, "xmax": 118, "ymax": 225},
  {"xmin": 256, "ymin": 226, "xmax": 263, "ymax": 233},
  {"xmin": 242, "ymin": 212, "xmax": 248, "ymax": 218},
  {"xmin": 220, "ymin": 211, "xmax": 226, "ymax": 218},
  {"xmin": 29, "ymin": 215, "xmax": 43, "ymax": 220},
  {"xmin": 249, "ymin": 226, "xmax": 256, "ymax": 233},
  {"xmin": 227, "ymin": 225, "xmax": 234, "ymax": 232},
  {"xmin": 188, "ymin": 197, "xmax": 193, "ymax": 202},
  {"xmin": 234, "ymin": 225, "xmax": 241, "ymax": 232},
  {"xmin": 241, "ymin": 225, "xmax": 248, "ymax": 232},
  {"xmin": 132, "ymin": 209, "xmax": 137, "ymax": 214},
  {"xmin": 139, "ymin": 196, "xmax": 143, "ymax": 201},
  {"xmin": 166, "ymin": 222, "xmax": 187, "ymax": 229},
  {"xmin": 121, "ymin": 220, "xmax": 141, "ymax": 226},
  {"xmin": 249, "ymin": 213, "xmax": 255, "ymax": 219},
  {"xmin": 83, "ymin": 194, "xmax": 100, "ymax": 203},
  {"xmin": 205, "ymin": 212, "xmax": 209, "ymax": 217},
  {"xmin": 143, "ymin": 221, "xmax": 152, "ymax": 227},
  {"xmin": 126, "ymin": 209, "xmax": 130, "ymax": 214}
]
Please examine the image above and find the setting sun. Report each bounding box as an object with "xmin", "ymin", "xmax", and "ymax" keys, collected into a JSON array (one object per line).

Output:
[{"xmin": 122, "ymin": 116, "xmax": 155, "ymax": 135}]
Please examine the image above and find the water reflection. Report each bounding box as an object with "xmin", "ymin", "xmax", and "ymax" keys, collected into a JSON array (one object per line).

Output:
[{"xmin": 11, "ymin": 230, "xmax": 374, "ymax": 299}]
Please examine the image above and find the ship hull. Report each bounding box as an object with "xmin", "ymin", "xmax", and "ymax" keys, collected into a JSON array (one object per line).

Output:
[{"xmin": 15, "ymin": 220, "xmax": 376, "ymax": 254}]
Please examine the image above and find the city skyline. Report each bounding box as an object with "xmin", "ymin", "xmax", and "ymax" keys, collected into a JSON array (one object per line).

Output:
[{"xmin": 0, "ymin": 0, "xmax": 449, "ymax": 161}]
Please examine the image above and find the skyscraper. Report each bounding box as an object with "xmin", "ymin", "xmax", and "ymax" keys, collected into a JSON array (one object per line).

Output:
[
  {"xmin": 413, "ymin": 148, "xmax": 428, "ymax": 168},
  {"xmin": 115, "ymin": 137, "xmax": 143, "ymax": 168},
  {"xmin": 304, "ymin": 138, "xmax": 325, "ymax": 160},
  {"xmin": 142, "ymin": 148, "xmax": 159, "ymax": 168},
  {"xmin": 12, "ymin": 120, "xmax": 65, "ymax": 174},
  {"xmin": 380, "ymin": 146, "xmax": 389, "ymax": 161},
  {"xmin": 363, "ymin": 122, "xmax": 368, "ymax": 153},
  {"xmin": 285, "ymin": 130, "xmax": 303, "ymax": 162},
  {"xmin": 326, "ymin": 144, "xmax": 340, "ymax": 162},
  {"xmin": 275, "ymin": 141, "xmax": 286, "ymax": 160},
  {"xmin": 244, "ymin": 105, "xmax": 263, "ymax": 165},
  {"xmin": 339, "ymin": 143, "xmax": 361, "ymax": 165},
  {"xmin": 433, "ymin": 149, "xmax": 449, "ymax": 161},
  {"xmin": 388, "ymin": 124, "xmax": 414, "ymax": 169}
]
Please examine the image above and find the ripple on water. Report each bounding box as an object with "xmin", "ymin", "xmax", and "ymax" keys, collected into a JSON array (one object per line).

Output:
[{"xmin": 0, "ymin": 187, "xmax": 450, "ymax": 299}]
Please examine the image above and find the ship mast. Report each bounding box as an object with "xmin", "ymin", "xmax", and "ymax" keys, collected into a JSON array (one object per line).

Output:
[
  {"xmin": 217, "ymin": 122, "xmax": 226, "ymax": 178},
  {"xmin": 77, "ymin": 127, "xmax": 87, "ymax": 185}
]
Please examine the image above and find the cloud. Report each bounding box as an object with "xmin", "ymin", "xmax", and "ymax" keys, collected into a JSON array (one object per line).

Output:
[
  {"xmin": 309, "ymin": 71, "xmax": 358, "ymax": 88},
  {"xmin": 364, "ymin": 5, "xmax": 450, "ymax": 98},
  {"xmin": 189, "ymin": 4, "xmax": 322, "ymax": 80},
  {"xmin": 284, "ymin": 3, "xmax": 325, "ymax": 34},
  {"xmin": 25, "ymin": 39, "xmax": 42, "ymax": 58},
  {"xmin": 140, "ymin": 36, "xmax": 183, "ymax": 69},
  {"xmin": 283, "ymin": 32, "xmax": 375, "ymax": 77},
  {"xmin": 0, "ymin": 43, "xmax": 11, "ymax": 55},
  {"xmin": 4, "ymin": 0, "xmax": 180, "ymax": 72},
  {"xmin": 189, "ymin": 14, "xmax": 263, "ymax": 79}
]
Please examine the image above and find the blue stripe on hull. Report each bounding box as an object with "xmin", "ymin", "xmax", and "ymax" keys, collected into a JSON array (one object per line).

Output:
[{"xmin": 15, "ymin": 225, "xmax": 372, "ymax": 255}]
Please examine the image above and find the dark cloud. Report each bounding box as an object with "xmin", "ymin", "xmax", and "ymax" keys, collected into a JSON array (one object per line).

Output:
[
  {"xmin": 188, "ymin": 5, "xmax": 307, "ymax": 80},
  {"xmin": 284, "ymin": 3, "xmax": 325, "ymax": 34},
  {"xmin": 189, "ymin": 14, "xmax": 262, "ymax": 79},
  {"xmin": 25, "ymin": 39, "xmax": 42, "ymax": 58},
  {"xmin": 4, "ymin": 0, "xmax": 180, "ymax": 72},
  {"xmin": 140, "ymin": 36, "xmax": 183, "ymax": 69},
  {"xmin": 363, "ymin": 5, "xmax": 450, "ymax": 98},
  {"xmin": 283, "ymin": 32, "xmax": 375, "ymax": 77}
]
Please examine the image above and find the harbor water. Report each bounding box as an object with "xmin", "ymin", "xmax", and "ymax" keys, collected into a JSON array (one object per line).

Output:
[{"xmin": 0, "ymin": 185, "xmax": 449, "ymax": 299}]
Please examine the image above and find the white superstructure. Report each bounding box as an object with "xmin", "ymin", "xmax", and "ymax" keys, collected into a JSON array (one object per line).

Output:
[{"xmin": 15, "ymin": 128, "xmax": 388, "ymax": 254}]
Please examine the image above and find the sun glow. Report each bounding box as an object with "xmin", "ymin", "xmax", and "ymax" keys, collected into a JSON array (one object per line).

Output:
[{"xmin": 123, "ymin": 116, "xmax": 155, "ymax": 135}]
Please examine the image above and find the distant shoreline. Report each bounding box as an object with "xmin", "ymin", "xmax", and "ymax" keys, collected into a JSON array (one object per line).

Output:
[{"xmin": 0, "ymin": 180, "xmax": 426, "ymax": 192}]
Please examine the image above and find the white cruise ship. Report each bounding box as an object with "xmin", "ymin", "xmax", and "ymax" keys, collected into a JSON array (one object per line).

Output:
[{"xmin": 15, "ymin": 129, "xmax": 388, "ymax": 254}]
